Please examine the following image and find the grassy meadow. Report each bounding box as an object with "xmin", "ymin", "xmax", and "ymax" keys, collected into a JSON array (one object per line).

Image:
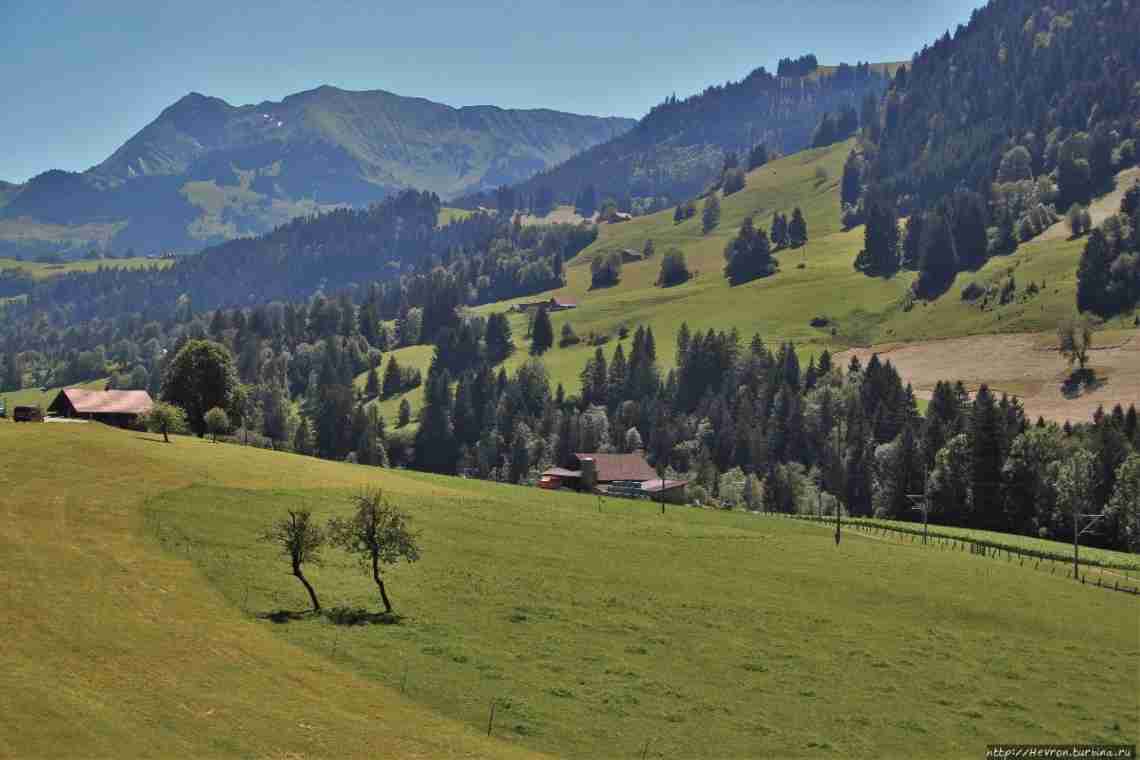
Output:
[{"xmin": 2, "ymin": 421, "xmax": 1135, "ymax": 758}]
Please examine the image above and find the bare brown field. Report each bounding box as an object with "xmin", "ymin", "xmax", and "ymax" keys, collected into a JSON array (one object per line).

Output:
[{"xmin": 842, "ymin": 330, "xmax": 1140, "ymax": 423}]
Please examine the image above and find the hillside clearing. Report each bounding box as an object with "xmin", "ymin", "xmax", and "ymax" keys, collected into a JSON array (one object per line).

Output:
[{"xmin": 841, "ymin": 330, "xmax": 1140, "ymax": 424}]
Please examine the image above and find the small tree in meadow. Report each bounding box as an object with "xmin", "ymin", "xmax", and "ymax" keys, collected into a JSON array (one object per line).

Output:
[
  {"xmin": 204, "ymin": 406, "xmax": 230, "ymax": 443},
  {"xmin": 397, "ymin": 398, "xmax": 412, "ymax": 428},
  {"xmin": 261, "ymin": 509, "xmax": 326, "ymax": 613},
  {"xmin": 328, "ymin": 490, "xmax": 422, "ymax": 615},
  {"xmin": 144, "ymin": 401, "xmax": 187, "ymax": 443},
  {"xmin": 1058, "ymin": 318, "xmax": 1093, "ymax": 371}
]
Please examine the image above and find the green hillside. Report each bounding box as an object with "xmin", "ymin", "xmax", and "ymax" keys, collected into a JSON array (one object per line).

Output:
[
  {"xmin": 2, "ymin": 422, "xmax": 1135, "ymax": 758},
  {"xmin": 367, "ymin": 139, "xmax": 1135, "ymax": 419}
]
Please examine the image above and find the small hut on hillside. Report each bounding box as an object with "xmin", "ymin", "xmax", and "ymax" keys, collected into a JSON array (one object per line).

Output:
[{"xmin": 47, "ymin": 388, "xmax": 153, "ymax": 428}]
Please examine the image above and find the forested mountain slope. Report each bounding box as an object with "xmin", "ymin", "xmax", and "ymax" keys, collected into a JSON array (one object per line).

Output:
[{"xmin": 459, "ymin": 58, "xmax": 897, "ymax": 214}]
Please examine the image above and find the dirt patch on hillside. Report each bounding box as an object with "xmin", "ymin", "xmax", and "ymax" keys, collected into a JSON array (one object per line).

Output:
[
  {"xmin": 840, "ymin": 331, "xmax": 1140, "ymax": 423},
  {"xmin": 1036, "ymin": 167, "xmax": 1139, "ymax": 242}
]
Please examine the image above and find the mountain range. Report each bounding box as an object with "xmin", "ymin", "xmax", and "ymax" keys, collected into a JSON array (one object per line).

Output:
[{"xmin": 0, "ymin": 86, "xmax": 633, "ymax": 256}]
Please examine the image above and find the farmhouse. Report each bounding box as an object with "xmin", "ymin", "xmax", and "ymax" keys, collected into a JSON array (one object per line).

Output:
[
  {"xmin": 47, "ymin": 388, "xmax": 154, "ymax": 428},
  {"xmin": 539, "ymin": 452, "xmax": 688, "ymax": 502},
  {"xmin": 511, "ymin": 297, "xmax": 577, "ymax": 313}
]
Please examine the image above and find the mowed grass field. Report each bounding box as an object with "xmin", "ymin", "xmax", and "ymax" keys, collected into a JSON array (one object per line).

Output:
[
  {"xmin": 3, "ymin": 421, "xmax": 1136, "ymax": 758},
  {"xmin": 374, "ymin": 141, "xmax": 1138, "ymax": 419}
]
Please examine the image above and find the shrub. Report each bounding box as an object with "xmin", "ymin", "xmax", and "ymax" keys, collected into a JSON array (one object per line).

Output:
[
  {"xmin": 961, "ymin": 281, "xmax": 985, "ymax": 302},
  {"xmin": 590, "ymin": 252, "xmax": 622, "ymax": 289},
  {"xmin": 559, "ymin": 323, "xmax": 581, "ymax": 347}
]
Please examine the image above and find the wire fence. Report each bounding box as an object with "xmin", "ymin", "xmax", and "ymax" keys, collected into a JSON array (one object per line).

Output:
[{"xmin": 764, "ymin": 512, "xmax": 1140, "ymax": 597}]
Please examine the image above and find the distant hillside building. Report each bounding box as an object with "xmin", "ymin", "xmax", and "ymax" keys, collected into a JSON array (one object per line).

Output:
[
  {"xmin": 539, "ymin": 452, "xmax": 688, "ymax": 503},
  {"xmin": 511, "ymin": 297, "xmax": 577, "ymax": 313},
  {"xmin": 47, "ymin": 388, "xmax": 154, "ymax": 428}
]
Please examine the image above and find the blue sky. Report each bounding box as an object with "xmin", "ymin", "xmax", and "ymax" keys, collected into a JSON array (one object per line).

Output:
[{"xmin": 2, "ymin": 0, "xmax": 983, "ymax": 183}]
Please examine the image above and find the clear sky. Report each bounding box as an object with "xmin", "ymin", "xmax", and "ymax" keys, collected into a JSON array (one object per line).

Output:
[{"xmin": 2, "ymin": 0, "xmax": 983, "ymax": 184}]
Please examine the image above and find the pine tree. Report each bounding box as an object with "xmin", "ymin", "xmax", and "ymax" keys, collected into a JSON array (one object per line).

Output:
[
  {"xmin": 382, "ymin": 356, "xmax": 402, "ymax": 398},
  {"xmin": 485, "ymin": 312, "xmax": 514, "ymax": 363},
  {"xmin": 916, "ymin": 210, "xmax": 959, "ymax": 298},
  {"xmin": 841, "ymin": 151, "xmax": 862, "ymax": 208},
  {"xmin": 414, "ymin": 369, "xmax": 457, "ymax": 474},
  {"xmin": 1076, "ymin": 229, "xmax": 1113, "ymax": 315},
  {"xmin": 397, "ymin": 398, "xmax": 411, "ymax": 428},
  {"xmin": 530, "ymin": 307, "xmax": 554, "ymax": 356},
  {"xmin": 771, "ymin": 212, "xmax": 788, "ymax": 249},
  {"xmin": 788, "ymin": 207, "xmax": 808, "ymax": 247},
  {"xmin": 364, "ymin": 367, "xmax": 380, "ymax": 398},
  {"xmin": 702, "ymin": 194, "xmax": 721, "ymax": 234},
  {"xmin": 969, "ymin": 385, "xmax": 1004, "ymax": 530}
]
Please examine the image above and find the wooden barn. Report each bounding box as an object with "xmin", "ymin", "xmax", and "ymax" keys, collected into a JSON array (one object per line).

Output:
[
  {"xmin": 539, "ymin": 452, "xmax": 688, "ymax": 502},
  {"xmin": 47, "ymin": 388, "xmax": 154, "ymax": 428}
]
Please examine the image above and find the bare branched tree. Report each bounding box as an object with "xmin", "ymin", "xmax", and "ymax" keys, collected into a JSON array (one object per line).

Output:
[
  {"xmin": 328, "ymin": 490, "xmax": 421, "ymax": 614},
  {"xmin": 261, "ymin": 509, "xmax": 326, "ymax": 612}
]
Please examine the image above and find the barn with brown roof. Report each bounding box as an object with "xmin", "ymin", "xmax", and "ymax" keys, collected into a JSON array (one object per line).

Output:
[
  {"xmin": 538, "ymin": 452, "xmax": 688, "ymax": 502},
  {"xmin": 47, "ymin": 388, "xmax": 154, "ymax": 428}
]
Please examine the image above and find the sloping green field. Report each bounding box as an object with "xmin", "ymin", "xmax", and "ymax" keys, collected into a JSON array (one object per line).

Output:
[{"xmin": 2, "ymin": 422, "xmax": 1136, "ymax": 758}]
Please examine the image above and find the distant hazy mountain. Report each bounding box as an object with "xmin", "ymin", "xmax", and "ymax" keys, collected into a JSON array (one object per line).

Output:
[{"xmin": 0, "ymin": 86, "xmax": 633, "ymax": 256}]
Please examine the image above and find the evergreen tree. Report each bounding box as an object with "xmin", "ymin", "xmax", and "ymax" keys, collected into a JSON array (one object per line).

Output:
[
  {"xmin": 414, "ymin": 369, "xmax": 457, "ymax": 473},
  {"xmin": 788, "ymin": 207, "xmax": 808, "ymax": 247},
  {"xmin": 856, "ymin": 196, "xmax": 900, "ymax": 276},
  {"xmin": 530, "ymin": 307, "xmax": 554, "ymax": 355},
  {"xmin": 397, "ymin": 398, "xmax": 412, "ymax": 428},
  {"xmin": 485, "ymin": 312, "xmax": 514, "ymax": 363},
  {"xmin": 702, "ymin": 194, "xmax": 721, "ymax": 234},
  {"xmin": 1076, "ymin": 229, "xmax": 1113, "ymax": 315},
  {"xmin": 771, "ymin": 212, "xmax": 789, "ymax": 249},
  {"xmin": 969, "ymin": 385, "xmax": 1004, "ymax": 530},
  {"xmin": 841, "ymin": 151, "xmax": 862, "ymax": 208},
  {"xmin": 382, "ymin": 356, "xmax": 402, "ymax": 398},
  {"xmin": 915, "ymin": 210, "xmax": 958, "ymax": 298},
  {"xmin": 364, "ymin": 367, "xmax": 380, "ymax": 398}
]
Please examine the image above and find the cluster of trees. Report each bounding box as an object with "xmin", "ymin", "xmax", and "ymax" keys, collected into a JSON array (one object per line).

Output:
[
  {"xmin": 404, "ymin": 318, "xmax": 1138, "ymax": 552},
  {"xmin": 810, "ymin": 106, "xmax": 859, "ymax": 149},
  {"xmin": 657, "ymin": 249, "xmax": 691, "ymax": 287},
  {"xmin": 1076, "ymin": 182, "xmax": 1140, "ymax": 316},
  {"xmin": 261, "ymin": 491, "xmax": 420, "ymax": 614},
  {"xmin": 842, "ymin": 0, "xmax": 1139, "ymax": 301},
  {"xmin": 855, "ymin": 189, "xmax": 991, "ymax": 297},
  {"xmin": 590, "ymin": 252, "xmax": 623, "ymax": 289},
  {"xmin": 723, "ymin": 217, "xmax": 775, "ymax": 285}
]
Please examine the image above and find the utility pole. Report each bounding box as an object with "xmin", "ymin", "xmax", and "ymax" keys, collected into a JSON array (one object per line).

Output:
[
  {"xmin": 1069, "ymin": 454, "xmax": 1107, "ymax": 582},
  {"xmin": 906, "ymin": 466, "xmax": 930, "ymax": 545},
  {"xmin": 833, "ymin": 420, "xmax": 844, "ymax": 545},
  {"xmin": 1073, "ymin": 509, "xmax": 1107, "ymax": 581},
  {"xmin": 656, "ymin": 460, "xmax": 666, "ymax": 515}
]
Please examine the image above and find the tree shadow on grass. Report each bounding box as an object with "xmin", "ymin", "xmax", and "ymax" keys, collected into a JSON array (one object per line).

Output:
[
  {"xmin": 257, "ymin": 607, "xmax": 403, "ymax": 626},
  {"xmin": 1061, "ymin": 368, "xmax": 1106, "ymax": 399},
  {"xmin": 259, "ymin": 609, "xmax": 315, "ymax": 624},
  {"xmin": 133, "ymin": 435, "xmax": 171, "ymax": 444},
  {"xmin": 325, "ymin": 606, "xmax": 403, "ymax": 626}
]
